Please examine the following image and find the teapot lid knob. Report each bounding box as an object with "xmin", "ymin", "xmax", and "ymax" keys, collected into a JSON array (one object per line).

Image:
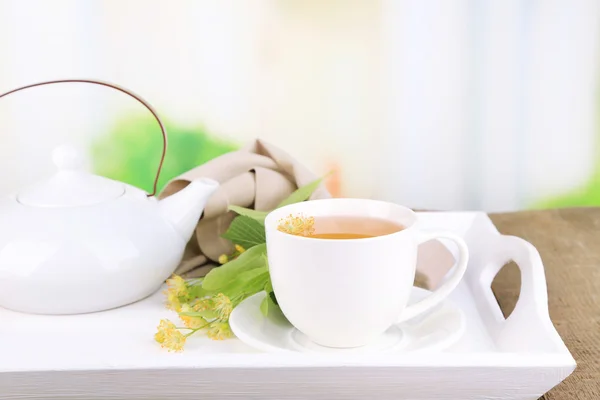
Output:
[
  {"xmin": 16, "ymin": 144, "xmax": 125, "ymax": 207},
  {"xmin": 52, "ymin": 144, "xmax": 84, "ymax": 171}
]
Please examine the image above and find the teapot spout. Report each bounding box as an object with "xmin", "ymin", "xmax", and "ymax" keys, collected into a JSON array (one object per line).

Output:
[{"xmin": 158, "ymin": 178, "xmax": 219, "ymax": 241}]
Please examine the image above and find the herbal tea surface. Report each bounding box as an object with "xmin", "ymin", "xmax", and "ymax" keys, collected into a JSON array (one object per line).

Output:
[{"xmin": 306, "ymin": 216, "xmax": 404, "ymax": 239}]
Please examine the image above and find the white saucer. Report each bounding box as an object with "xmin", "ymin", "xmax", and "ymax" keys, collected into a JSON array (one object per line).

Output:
[{"xmin": 230, "ymin": 286, "xmax": 465, "ymax": 354}]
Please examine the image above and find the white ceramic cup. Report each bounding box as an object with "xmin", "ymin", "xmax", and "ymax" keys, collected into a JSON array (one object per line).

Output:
[{"xmin": 264, "ymin": 198, "xmax": 469, "ymax": 348}]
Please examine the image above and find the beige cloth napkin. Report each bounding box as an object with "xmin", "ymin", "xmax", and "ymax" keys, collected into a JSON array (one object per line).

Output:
[{"xmin": 158, "ymin": 139, "xmax": 331, "ymax": 278}]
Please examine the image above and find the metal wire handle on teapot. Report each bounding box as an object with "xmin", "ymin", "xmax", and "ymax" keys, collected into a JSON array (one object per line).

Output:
[{"xmin": 0, "ymin": 79, "xmax": 168, "ymax": 197}]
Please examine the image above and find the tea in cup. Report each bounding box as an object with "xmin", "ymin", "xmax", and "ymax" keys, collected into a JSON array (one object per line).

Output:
[{"xmin": 264, "ymin": 198, "xmax": 469, "ymax": 348}]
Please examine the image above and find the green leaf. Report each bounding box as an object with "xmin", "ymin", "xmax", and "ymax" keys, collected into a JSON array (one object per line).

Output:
[
  {"xmin": 221, "ymin": 215, "xmax": 266, "ymax": 249},
  {"xmin": 228, "ymin": 205, "xmax": 268, "ymax": 223},
  {"xmin": 202, "ymin": 244, "xmax": 266, "ymax": 291},
  {"xmin": 277, "ymin": 174, "xmax": 329, "ymax": 208},
  {"xmin": 187, "ymin": 284, "xmax": 210, "ymax": 299},
  {"xmin": 260, "ymin": 291, "xmax": 280, "ymax": 316},
  {"xmin": 264, "ymin": 279, "xmax": 273, "ymax": 293},
  {"xmin": 260, "ymin": 288, "xmax": 279, "ymax": 317},
  {"xmin": 260, "ymin": 295, "xmax": 269, "ymax": 316},
  {"xmin": 238, "ymin": 266, "xmax": 268, "ymax": 281},
  {"xmin": 244, "ymin": 270, "xmax": 270, "ymax": 294},
  {"xmin": 269, "ymin": 291, "xmax": 278, "ymax": 305},
  {"xmin": 222, "ymin": 268, "xmax": 269, "ymax": 298},
  {"xmin": 225, "ymin": 266, "xmax": 268, "ymax": 293}
]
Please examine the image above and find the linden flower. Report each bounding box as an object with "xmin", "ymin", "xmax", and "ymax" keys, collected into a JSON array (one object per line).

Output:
[
  {"xmin": 163, "ymin": 329, "xmax": 186, "ymax": 352},
  {"xmin": 154, "ymin": 319, "xmax": 171, "ymax": 344},
  {"xmin": 155, "ymin": 319, "xmax": 186, "ymax": 351},
  {"xmin": 179, "ymin": 304, "xmax": 207, "ymax": 329},
  {"xmin": 218, "ymin": 254, "xmax": 229, "ymax": 264},
  {"xmin": 164, "ymin": 275, "xmax": 190, "ymax": 311},
  {"xmin": 193, "ymin": 297, "xmax": 215, "ymax": 312},
  {"xmin": 234, "ymin": 244, "xmax": 246, "ymax": 253},
  {"xmin": 277, "ymin": 214, "xmax": 315, "ymax": 237},
  {"xmin": 166, "ymin": 290, "xmax": 182, "ymax": 312},
  {"xmin": 213, "ymin": 293, "xmax": 233, "ymax": 320},
  {"xmin": 207, "ymin": 321, "xmax": 233, "ymax": 341},
  {"xmin": 166, "ymin": 275, "xmax": 188, "ymax": 297}
]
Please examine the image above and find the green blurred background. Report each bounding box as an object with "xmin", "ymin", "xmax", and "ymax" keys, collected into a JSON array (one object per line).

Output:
[{"xmin": 92, "ymin": 116, "xmax": 239, "ymax": 194}]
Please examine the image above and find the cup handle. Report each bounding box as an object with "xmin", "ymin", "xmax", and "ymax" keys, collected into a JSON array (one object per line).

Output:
[{"xmin": 396, "ymin": 230, "xmax": 469, "ymax": 324}]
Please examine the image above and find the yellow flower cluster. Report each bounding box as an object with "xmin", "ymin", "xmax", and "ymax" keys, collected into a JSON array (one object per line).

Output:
[
  {"xmin": 155, "ymin": 275, "xmax": 235, "ymax": 351},
  {"xmin": 213, "ymin": 293, "xmax": 233, "ymax": 320},
  {"xmin": 179, "ymin": 304, "xmax": 206, "ymax": 329},
  {"xmin": 164, "ymin": 275, "xmax": 190, "ymax": 312},
  {"xmin": 207, "ymin": 321, "xmax": 233, "ymax": 341},
  {"xmin": 277, "ymin": 214, "xmax": 315, "ymax": 237},
  {"xmin": 155, "ymin": 319, "xmax": 187, "ymax": 352},
  {"xmin": 193, "ymin": 296, "xmax": 215, "ymax": 312}
]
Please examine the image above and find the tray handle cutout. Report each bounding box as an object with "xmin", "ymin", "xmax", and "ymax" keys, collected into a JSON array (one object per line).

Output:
[
  {"xmin": 491, "ymin": 260, "xmax": 521, "ymax": 319},
  {"xmin": 477, "ymin": 235, "xmax": 566, "ymax": 353}
]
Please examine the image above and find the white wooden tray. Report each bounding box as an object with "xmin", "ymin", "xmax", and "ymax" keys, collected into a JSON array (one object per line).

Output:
[{"xmin": 0, "ymin": 212, "xmax": 575, "ymax": 400}]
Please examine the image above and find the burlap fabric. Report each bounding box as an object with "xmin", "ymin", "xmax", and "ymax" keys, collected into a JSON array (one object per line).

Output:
[{"xmin": 489, "ymin": 207, "xmax": 600, "ymax": 399}]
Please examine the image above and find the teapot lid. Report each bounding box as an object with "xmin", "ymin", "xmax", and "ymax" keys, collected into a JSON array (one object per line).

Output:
[{"xmin": 17, "ymin": 145, "xmax": 125, "ymax": 207}]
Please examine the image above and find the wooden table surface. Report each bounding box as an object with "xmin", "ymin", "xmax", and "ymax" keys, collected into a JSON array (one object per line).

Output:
[{"xmin": 489, "ymin": 207, "xmax": 600, "ymax": 400}]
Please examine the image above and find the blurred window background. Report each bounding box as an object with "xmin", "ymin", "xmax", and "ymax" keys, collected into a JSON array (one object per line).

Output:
[{"xmin": 0, "ymin": 0, "xmax": 598, "ymax": 212}]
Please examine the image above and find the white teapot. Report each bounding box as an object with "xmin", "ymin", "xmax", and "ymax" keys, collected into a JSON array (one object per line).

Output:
[{"xmin": 0, "ymin": 80, "xmax": 219, "ymax": 314}]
